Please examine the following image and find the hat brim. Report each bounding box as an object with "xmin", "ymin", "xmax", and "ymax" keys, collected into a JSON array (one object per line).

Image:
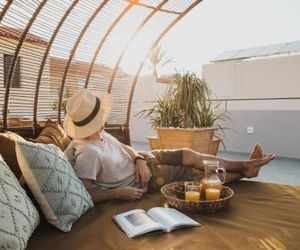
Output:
[{"xmin": 63, "ymin": 91, "xmax": 112, "ymax": 139}]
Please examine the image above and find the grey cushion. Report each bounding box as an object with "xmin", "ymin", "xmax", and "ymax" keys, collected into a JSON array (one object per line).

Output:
[
  {"xmin": 0, "ymin": 154, "xmax": 40, "ymax": 250},
  {"xmin": 15, "ymin": 141, "xmax": 94, "ymax": 232}
]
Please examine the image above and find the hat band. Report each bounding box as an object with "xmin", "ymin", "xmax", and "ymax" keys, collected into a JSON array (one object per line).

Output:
[{"xmin": 73, "ymin": 97, "xmax": 100, "ymax": 127}]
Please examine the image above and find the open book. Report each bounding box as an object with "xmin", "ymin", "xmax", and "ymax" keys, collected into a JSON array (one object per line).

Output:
[{"xmin": 113, "ymin": 207, "xmax": 200, "ymax": 238}]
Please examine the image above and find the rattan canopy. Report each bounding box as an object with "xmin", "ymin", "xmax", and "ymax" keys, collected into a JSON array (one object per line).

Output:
[{"xmin": 0, "ymin": 0, "xmax": 202, "ymax": 143}]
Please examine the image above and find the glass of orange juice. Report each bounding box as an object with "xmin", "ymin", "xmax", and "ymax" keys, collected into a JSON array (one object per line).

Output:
[
  {"xmin": 185, "ymin": 182, "xmax": 200, "ymax": 201},
  {"xmin": 206, "ymin": 188, "xmax": 220, "ymax": 200}
]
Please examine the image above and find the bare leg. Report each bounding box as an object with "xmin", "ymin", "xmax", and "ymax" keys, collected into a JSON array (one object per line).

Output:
[{"xmin": 183, "ymin": 145, "xmax": 275, "ymax": 180}]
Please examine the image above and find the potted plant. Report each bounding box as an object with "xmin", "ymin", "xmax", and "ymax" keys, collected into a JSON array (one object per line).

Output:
[{"xmin": 139, "ymin": 71, "xmax": 228, "ymax": 155}]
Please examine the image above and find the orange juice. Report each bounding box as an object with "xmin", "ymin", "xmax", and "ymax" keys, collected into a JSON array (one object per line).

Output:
[
  {"xmin": 185, "ymin": 191, "xmax": 200, "ymax": 201},
  {"xmin": 200, "ymin": 179, "xmax": 222, "ymax": 200},
  {"xmin": 206, "ymin": 188, "xmax": 220, "ymax": 200},
  {"xmin": 206, "ymin": 180, "xmax": 222, "ymax": 191}
]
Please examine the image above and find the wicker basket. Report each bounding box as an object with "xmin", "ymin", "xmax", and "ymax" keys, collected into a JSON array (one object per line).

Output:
[{"xmin": 161, "ymin": 181, "xmax": 234, "ymax": 213}]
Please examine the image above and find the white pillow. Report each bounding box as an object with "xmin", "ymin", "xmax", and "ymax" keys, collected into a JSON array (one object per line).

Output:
[
  {"xmin": 15, "ymin": 141, "xmax": 94, "ymax": 232},
  {"xmin": 0, "ymin": 154, "xmax": 39, "ymax": 250}
]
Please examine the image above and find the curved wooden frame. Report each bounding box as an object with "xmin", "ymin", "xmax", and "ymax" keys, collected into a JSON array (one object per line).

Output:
[
  {"xmin": 58, "ymin": 0, "xmax": 109, "ymax": 122},
  {"xmin": 0, "ymin": 0, "xmax": 204, "ymax": 144},
  {"xmin": 107, "ymin": 0, "xmax": 169, "ymax": 93},
  {"xmin": 84, "ymin": 3, "xmax": 134, "ymax": 88},
  {"xmin": 34, "ymin": 0, "xmax": 81, "ymax": 127},
  {"xmin": 126, "ymin": 0, "xmax": 204, "ymax": 126},
  {"xmin": 0, "ymin": 0, "xmax": 13, "ymax": 23},
  {"xmin": 3, "ymin": 0, "xmax": 48, "ymax": 129}
]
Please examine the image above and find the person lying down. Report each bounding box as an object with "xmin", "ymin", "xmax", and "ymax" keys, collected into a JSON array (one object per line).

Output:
[{"xmin": 64, "ymin": 90, "xmax": 275, "ymax": 203}]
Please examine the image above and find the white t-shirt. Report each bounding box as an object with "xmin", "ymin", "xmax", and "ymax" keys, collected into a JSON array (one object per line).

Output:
[{"xmin": 65, "ymin": 131, "xmax": 136, "ymax": 189}]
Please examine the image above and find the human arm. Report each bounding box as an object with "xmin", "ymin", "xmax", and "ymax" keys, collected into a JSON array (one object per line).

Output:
[
  {"xmin": 80, "ymin": 179, "xmax": 144, "ymax": 203},
  {"xmin": 120, "ymin": 143, "xmax": 152, "ymax": 187},
  {"xmin": 74, "ymin": 146, "xmax": 145, "ymax": 203}
]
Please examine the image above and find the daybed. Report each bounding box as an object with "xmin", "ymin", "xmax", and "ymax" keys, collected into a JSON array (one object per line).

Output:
[
  {"xmin": 1, "ymin": 121, "xmax": 300, "ymax": 250},
  {"xmin": 28, "ymin": 181, "xmax": 300, "ymax": 250}
]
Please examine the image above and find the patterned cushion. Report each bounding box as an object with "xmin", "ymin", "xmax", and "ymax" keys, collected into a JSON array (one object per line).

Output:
[
  {"xmin": 15, "ymin": 141, "xmax": 94, "ymax": 232},
  {"xmin": 0, "ymin": 131, "xmax": 25, "ymax": 180},
  {"xmin": 0, "ymin": 154, "xmax": 40, "ymax": 250},
  {"xmin": 30, "ymin": 119, "xmax": 71, "ymax": 151}
]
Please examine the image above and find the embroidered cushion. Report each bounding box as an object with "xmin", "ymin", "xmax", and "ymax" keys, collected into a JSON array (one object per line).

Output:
[
  {"xmin": 0, "ymin": 154, "xmax": 39, "ymax": 250},
  {"xmin": 15, "ymin": 141, "xmax": 94, "ymax": 232}
]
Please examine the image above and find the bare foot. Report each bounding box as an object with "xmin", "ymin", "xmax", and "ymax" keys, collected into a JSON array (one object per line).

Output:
[
  {"xmin": 243, "ymin": 154, "xmax": 275, "ymax": 178},
  {"xmin": 250, "ymin": 144, "xmax": 264, "ymax": 159}
]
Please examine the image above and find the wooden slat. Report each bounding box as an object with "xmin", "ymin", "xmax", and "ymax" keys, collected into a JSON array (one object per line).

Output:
[{"xmin": 0, "ymin": 0, "xmax": 204, "ymax": 144}]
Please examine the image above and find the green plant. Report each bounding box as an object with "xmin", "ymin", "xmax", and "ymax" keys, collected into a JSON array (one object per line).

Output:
[
  {"xmin": 139, "ymin": 71, "xmax": 228, "ymax": 130},
  {"xmin": 52, "ymin": 99, "xmax": 67, "ymax": 113}
]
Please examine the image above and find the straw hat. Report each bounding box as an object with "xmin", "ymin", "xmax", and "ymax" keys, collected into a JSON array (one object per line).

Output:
[{"xmin": 63, "ymin": 89, "xmax": 112, "ymax": 139}]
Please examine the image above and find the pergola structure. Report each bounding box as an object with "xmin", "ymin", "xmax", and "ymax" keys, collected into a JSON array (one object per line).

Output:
[{"xmin": 0, "ymin": 0, "xmax": 202, "ymax": 143}]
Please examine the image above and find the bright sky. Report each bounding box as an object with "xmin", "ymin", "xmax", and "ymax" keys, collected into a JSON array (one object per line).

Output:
[{"xmin": 159, "ymin": 0, "xmax": 300, "ymax": 75}]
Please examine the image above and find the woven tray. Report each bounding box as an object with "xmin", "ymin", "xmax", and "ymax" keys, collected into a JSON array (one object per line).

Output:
[{"xmin": 161, "ymin": 181, "xmax": 234, "ymax": 213}]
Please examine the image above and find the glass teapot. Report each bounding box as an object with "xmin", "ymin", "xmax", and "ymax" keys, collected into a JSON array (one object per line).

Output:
[{"xmin": 200, "ymin": 160, "xmax": 226, "ymax": 199}]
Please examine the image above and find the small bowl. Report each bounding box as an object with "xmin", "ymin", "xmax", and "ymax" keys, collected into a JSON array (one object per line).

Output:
[{"xmin": 162, "ymin": 181, "xmax": 234, "ymax": 213}]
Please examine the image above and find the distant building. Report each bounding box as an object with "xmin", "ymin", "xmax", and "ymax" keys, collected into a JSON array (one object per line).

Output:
[
  {"xmin": 202, "ymin": 41, "xmax": 300, "ymax": 158},
  {"xmin": 203, "ymin": 41, "xmax": 300, "ymax": 108},
  {"xmin": 49, "ymin": 57, "xmax": 115, "ymax": 98},
  {"xmin": 0, "ymin": 25, "xmax": 50, "ymax": 121}
]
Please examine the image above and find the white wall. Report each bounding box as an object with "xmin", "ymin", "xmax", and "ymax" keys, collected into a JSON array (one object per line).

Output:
[
  {"xmin": 202, "ymin": 54, "xmax": 300, "ymax": 158},
  {"xmin": 203, "ymin": 54, "xmax": 300, "ymax": 110},
  {"xmin": 129, "ymin": 74, "xmax": 168, "ymax": 142}
]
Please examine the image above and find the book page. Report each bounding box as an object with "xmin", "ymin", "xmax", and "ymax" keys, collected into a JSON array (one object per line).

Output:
[
  {"xmin": 114, "ymin": 209, "xmax": 165, "ymax": 238},
  {"xmin": 148, "ymin": 207, "xmax": 200, "ymax": 232}
]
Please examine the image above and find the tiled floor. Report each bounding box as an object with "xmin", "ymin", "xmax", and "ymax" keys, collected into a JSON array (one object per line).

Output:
[{"xmin": 132, "ymin": 141, "xmax": 300, "ymax": 186}]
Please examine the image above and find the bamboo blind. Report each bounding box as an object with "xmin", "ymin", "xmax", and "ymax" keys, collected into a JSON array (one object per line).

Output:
[{"xmin": 0, "ymin": 0, "xmax": 202, "ymax": 141}]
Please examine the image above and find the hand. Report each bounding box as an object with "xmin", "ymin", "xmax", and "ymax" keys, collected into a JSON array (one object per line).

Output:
[
  {"xmin": 135, "ymin": 159, "xmax": 152, "ymax": 187},
  {"xmin": 114, "ymin": 187, "xmax": 144, "ymax": 201}
]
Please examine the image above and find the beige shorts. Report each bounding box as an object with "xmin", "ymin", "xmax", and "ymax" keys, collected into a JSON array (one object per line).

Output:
[{"xmin": 139, "ymin": 149, "xmax": 194, "ymax": 192}]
